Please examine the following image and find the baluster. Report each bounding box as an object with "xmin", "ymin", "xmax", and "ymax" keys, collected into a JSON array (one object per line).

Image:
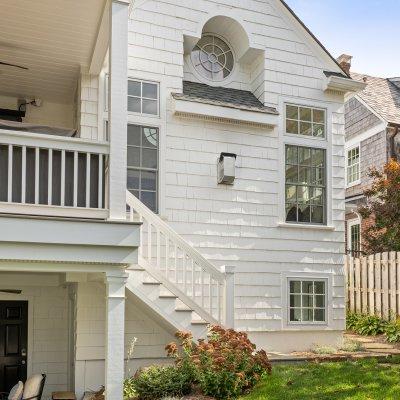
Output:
[
  {"xmin": 156, "ymin": 229, "xmax": 160, "ymax": 269},
  {"xmin": 7, "ymin": 145, "xmax": 12, "ymax": 202},
  {"xmin": 61, "ymin": 150, "xmax": 65, "ymax": 206},
  {"xmin": 98, "ymin": 154, "xmax": 103, "ymax": 208},
  {"xmin": 174, "ymin": 244, "xmax": 178, "ymax": 284},
  {"xmin": 73, "ymin": 151, "xmax": 78, "ymax": 207},
  {"xmin": 201, "ymin": 269, "xmax": 204, "ymax": 308},
  {"xmin": 48, "ymin": 149, "xmax": 53, "ymax": 205},
  {"xmin": 165, "ymin": 236, "xmax": 169, "ymax": 276},
  {"xmin": 86, "ymin": 153, "xmax": 91, "ymax": 208},
  {"xmin": 21, "ymin": 146, "xmax": 26, "ymax": 203},
  {"xmin": 183, "ymin": 254, "xmax": 187, "ymax": 292},
  {"xmin": 34, "ymin": 147, "xmax": 39, "ymax": 204},
  {"xmin": 191, "ymin": 260, "xmax": 195, "ymax": 299},
  {"xmin": 147, "ymin": 223, "xmax": 152, "ymax": 261},
  {"xmin": 209, "ymin": 276, "xmax": 212, "ymax": 315}
]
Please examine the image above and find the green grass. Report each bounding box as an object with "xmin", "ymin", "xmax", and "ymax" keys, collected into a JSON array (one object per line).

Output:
[{"xmin": 240, "ymin": 359, "xmax": 400, "ymax": 400}]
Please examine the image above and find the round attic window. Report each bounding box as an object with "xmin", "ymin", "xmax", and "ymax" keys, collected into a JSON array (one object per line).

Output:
[{"xmin": 191, "ymin": 35, "xmax": 234, "ymax": 82}]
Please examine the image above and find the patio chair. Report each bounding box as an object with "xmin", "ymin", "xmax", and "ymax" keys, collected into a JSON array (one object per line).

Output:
[{"xmin": 0, "ymin": 374, "xmax": 46, "ymax": 400}]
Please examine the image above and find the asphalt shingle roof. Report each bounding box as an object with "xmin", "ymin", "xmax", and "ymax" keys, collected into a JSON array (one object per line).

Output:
[
  {"xmin": 172, "ymin": 81, "xmax": 279, "ymax": 115},
  {"xmin": 351, "ymin": 72, "xmax": 400, "ymax": 125}
]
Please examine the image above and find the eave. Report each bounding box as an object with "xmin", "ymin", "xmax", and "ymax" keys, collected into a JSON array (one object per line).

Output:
[{"xmin": 323, "ymin": 75, "xmax": 367, "ymax": 95}]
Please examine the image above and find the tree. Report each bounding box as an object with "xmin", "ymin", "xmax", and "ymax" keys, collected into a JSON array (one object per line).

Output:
[{"xmin": 359, "ymin": 159, "xmax": 400, "ymax": 254}]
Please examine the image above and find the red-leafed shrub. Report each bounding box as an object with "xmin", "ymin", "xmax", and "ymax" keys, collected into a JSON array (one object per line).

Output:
[{"xmin": 165, "ymin": 325, "xmax": 272, "ymax": 399}]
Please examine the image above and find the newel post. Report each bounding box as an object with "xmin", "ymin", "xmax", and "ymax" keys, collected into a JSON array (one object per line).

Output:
[{"xmin": 221, "ymin": 266, "xmax": 235, "ymax": 328}]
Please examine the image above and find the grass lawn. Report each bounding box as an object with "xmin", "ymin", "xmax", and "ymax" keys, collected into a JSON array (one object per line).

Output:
[{"xmin": 240, "ymin": 359, "xmax": 400, "ymax": 400}]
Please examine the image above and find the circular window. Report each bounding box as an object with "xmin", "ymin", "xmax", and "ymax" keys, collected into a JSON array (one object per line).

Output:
[{"xmin": 191, "ymin": 35, "xmax": 234, "ymax": 82}]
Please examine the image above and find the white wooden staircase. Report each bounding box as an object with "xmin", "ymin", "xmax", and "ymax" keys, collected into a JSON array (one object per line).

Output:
[{"xmin": 125, "ymin": 191, "xmax": 234, "ymax": 339}]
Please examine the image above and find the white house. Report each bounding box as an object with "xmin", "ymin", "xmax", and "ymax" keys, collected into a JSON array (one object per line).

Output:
[{"xmin": 0, "ymin": 1, "xmax": 364, "ymax": 399}]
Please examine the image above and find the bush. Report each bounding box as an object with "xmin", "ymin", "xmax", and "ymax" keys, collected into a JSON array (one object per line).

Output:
[
  {"xmin": 346, "ymin": 312, "xmax": 362, "ymax": 331},
  {"xmin": 166, "ymin": 326, "xmax": 272, "ymax": 399},
  {"xmin": 124, "ymin": 377, "xmax": 136, "ymax": 400},
  {"xmin": 130, "ymin": 364, "xmax": 191, "ymax": 400},
  {"xmin": 384, "ymin": 319, "xmax": 400, "ymax": 343},
  {"xmin": 346, "ymin": 313, "xmax": 386, "ymax": 336}
]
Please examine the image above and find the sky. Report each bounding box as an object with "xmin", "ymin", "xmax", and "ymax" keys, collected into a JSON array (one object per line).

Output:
[{"xmin": 284, "ymin": 0, "xmax": 399, "ymax": 78}]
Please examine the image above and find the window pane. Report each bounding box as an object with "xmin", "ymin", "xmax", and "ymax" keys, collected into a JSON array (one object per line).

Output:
[
  {"xmin": 298, "ymin": 204, "xmax": 310, "ymax": 223},
  {"xmin": 142, "ymin": 127, "xmax": 158, "ymax": 148},
  {"xmin": 142, "ymin": 82, "xmax": 158, "ymax": 99},
  {"xmin": 128, "ymin": 80, "xmax": 141, "ymax": 97},
  {"xmin": 286, "ymin": 120, "xmax": 298, "ymax": 134},
  {"xmin": 298, "ymin": 147, "xmax": 311, "ymax": 165},
  {"xmin": 290, "ymin": 294, "xmax": 301, "ymax": 307},
  {"xmin": 298, "ymin": 167, "xmax": 311, "ymax": 184},
  {"xmin": 290, "ymin": 308, "xmax": 302, "ymax": 322},
  {"xmin": 300, "ymin": 107, "xmax": 312, "ymax": 122},
  {"xmin": 302, "ymin": 295, "xmax": 313, "ymax": 307},
  {"xmin": 286, "ymin": 185, "xmax": 297, "ymax": 203},
  {"xmin": 127, "ymin": 169, "xmax": 140, "ymax": 189},
  {"xmin": 297, "ymin": 186, "xmax": 310, "ymax": 203},
  {"xmin": 286, "ymin": 204, "xmax": 297, "ymax": 222},
  {"xmin": 315, "ymin": 295, "xmax": 325, "ymax": 308},
  {"xmin": 311, "ymin": 187, "xmax": 324, "ymax": 205},
  {"xmin": 302, "ymin": 281, "xmax": 314, "ymax": 294},
  {"xmin": 127, "ymin": 146, "xmax": 140, "ymax": 167},
  {"xmin": 286, "ymin": 105, "xmax": 298, "ymax": 120},
  {"xmin": 313, "ymin": 109, "xmax": 325, "ymax": 124},
  {"xmin": 311, "ymin": 206, "xmax": 324, "ymax": 224},
  {"xmin": 315, "ymin": 281, "xmax": 325, "ymax": 294},
  {"xmin": 290, "ymin": 281, "xmax": 301, "ymax": 293},
  {"xmin": 141, "ymin": 171, "xmax": 157, "ymax": 191},
  {"xmin": 142, "ymin": 148, "xmax": 158, "ymax": 169},
  {"xmin": 286, "ymin": 165, "xmax": 298, "ymax": 183},
  {"xmin": 300, "ymin": 122, "xmax": 312, "ymax": 136},
  {"xmin": 127, "ymin": 125, "xmax": 141, "ymax": 146},
  {"xmin": 128, "ymin": 97, "xmax": 141, "ymax": 113},
  {"xmin": 142, "ymin": 99, "xmax": 158, "ymax": 115},
  {"xmin": 302, "ymin": 309, "xmax": 313, "ymax": 322},
  {"xmin": 314, "ymin": 309, "xmax": 325, "ymax": 322},
  {"xmin": 286, "ymin": 145, "xmax": 298, "ymax": 164},
  {"xmin": 129, "ymin": 189, "xmax": 139, "ymax": 200},
  {"xmin": 313, "ymin": 124, "xmax": 325, "ymax": 137},
  {"xmin": 141, "ymin": 191, "xmax": 157, "ymax": 211},
  {"xmin": 312, "ymin": 149, "xmax": 325, "ymax": 167}
]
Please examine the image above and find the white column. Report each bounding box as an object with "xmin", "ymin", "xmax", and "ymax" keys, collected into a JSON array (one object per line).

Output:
[
  {"xmin": 221, "ymin": 266, "xmax": 235, "ymax": 328},
  {"xmin": 108, "ymin": 0, "xmax": 129, "ymax": 220},
  {"xmin": 104, "ymin": 271, "xmax": 128, "ymax": 400}
]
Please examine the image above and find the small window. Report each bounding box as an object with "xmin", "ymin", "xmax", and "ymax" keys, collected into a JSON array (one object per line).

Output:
[
  {"xmin": 128, "ymin": 80, "xmax": 159, "ymax": 116},
  {"xmin": 285, "ymin": 145, "xmax": 326, "ymax": 224},
  {"xmin": 348, "ymin": 221, "xmax": 361, "ymax": 256},
  {"xmin": 347, "ymin": 146, "xmax": 360, "ymax": 185},
  {"xmin": 289, "ymin": 279, "xmax": 326, "ymax": 323},
  {"xmin": 127, "ymin": 125, "xmax": 159, "ymax": 212},
  {"xmin": 285, "ymin": 104, "xmax": 326, "ymax": 138}
]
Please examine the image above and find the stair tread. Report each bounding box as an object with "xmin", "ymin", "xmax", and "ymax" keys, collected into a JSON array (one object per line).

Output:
[
  {"xmin": 142, "ymin": 281, "xmax": 162, "ymax": 285},
  {"xmin": 175, "ymin": 307, "xmax": 193, "ymax": 312},
  {"xmin": 191, "ymin": 319, "xmax": 208, "ymax": 325}
]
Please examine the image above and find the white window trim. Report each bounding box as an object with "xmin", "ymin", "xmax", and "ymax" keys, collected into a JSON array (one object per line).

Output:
[
  {"xmin": 347, "ymin": 216, "xmax": 361, "ymax": 253},
  {"xmin": 346, "ymin": 144, "xmax": 361, "ymax": 188},
  {"xmin": 127, "ymin": 78, "xmax": 160, "ymax": 118},
  {"xmin": 281, "ymin": 272, "xmax": 333, "ymax": 330},
  {"xmin": 279, "ymin": 98, "xmax": 331, "ymax": 228}
]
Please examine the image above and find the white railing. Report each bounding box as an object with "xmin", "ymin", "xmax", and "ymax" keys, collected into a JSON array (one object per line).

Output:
[
  {"xmin": 346, "ymin": 252, "xmax": 400, "ymax": 319},
  {"xmin": 0, "ymin": 129, "xmax": 109, "ymax": 218},
  {"xmin": 126, "ymin": 191, "xmax": 234, "ymax": 326}
]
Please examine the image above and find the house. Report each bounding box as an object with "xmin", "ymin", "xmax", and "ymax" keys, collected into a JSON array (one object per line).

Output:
[
  {"xmin": 0, "ymin": 1, "xmax": 363, "ymax": 399},
  {"xmin": 343, "ymin": 55, "xmax": 400, "ymax": 256}
]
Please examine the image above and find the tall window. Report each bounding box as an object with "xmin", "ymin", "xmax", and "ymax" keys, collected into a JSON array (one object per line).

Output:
[
  {"xmin": 127, "ymin": 125, "xmax": 158, "ymax": 212},
  {"xmin": 285, "ymin": 104, "xmax": 326, "ymax": 138},
  {"xmin": 348, "ymin": 220, "xmax": 361, "ymax": 256},
  {"xmin": 128, "ymin": 80, "xmax": 159, "ymax": 116},
  {"xmin": 289, "ymin": 279, "xmax": 327, "ymax": 323},
  {"xmin": 285, "ymin": 145, "xmax": 326, "ymax": 224},
  {"xmin": 347, "ymin": 146, "xmax": 360, "ymax": 185}
]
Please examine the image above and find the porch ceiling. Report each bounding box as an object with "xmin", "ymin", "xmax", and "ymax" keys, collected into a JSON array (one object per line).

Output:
[{"xmin": 0, "ymin": 0, "xmax": 107, "ymax": 103}]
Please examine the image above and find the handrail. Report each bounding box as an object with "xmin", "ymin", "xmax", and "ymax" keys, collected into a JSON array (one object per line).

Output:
[{"xmin": 126, "ymin": 191, "xmax": 224, "ymax": 282}]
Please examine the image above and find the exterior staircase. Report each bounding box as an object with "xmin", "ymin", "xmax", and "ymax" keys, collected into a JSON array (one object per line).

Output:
[{"xmin": 125, "ymin": 191, "xmax": 234, "ymax": 339}]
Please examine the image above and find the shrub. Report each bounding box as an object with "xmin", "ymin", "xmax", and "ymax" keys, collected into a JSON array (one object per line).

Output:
[
  {"xmin": 130, "ymin": 364, "xmax": 191, "ymax": 400},
  {"xmin": 124, "ymin": 377, "xmax": 136, "ymax": 400},
  {"xmin": 340, "ymin": 339, "xmax": 364, "ymax": 352},
  {"xmin": 384, "ymin": 319, "xmax": 400, "ymax": 343},
  {"xmin": 346, "ymin": 313, "xmax": 386, "ymax": 336},
  {"xmin": 312, "ymin": 344, "xmax": 337, "ymax": 355},
  {"xmin": 166, "ymin": 326, "xmax": 272, "ymax": 399},
  {"xmin": 346, "ymin": 312, "xmax": 362, "ymax": 331}
]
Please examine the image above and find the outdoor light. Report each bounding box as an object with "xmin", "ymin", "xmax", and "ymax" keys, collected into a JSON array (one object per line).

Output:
[{"xmin": 217, "ymin": 152, "xmax": 237, "ymax": 185}]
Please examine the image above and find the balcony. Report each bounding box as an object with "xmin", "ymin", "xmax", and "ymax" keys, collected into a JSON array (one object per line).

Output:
[{"xmin": 0, "ymin": 128, "xmax": 109, "ymax": 219}]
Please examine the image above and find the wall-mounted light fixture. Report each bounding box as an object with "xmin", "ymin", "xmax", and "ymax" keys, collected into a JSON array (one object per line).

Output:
[{"xmin": 217, "ymin": 152, "xmax": 237, "ymax": 185}]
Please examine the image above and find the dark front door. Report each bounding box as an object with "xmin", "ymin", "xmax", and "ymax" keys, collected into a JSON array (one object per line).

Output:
[{"xmin": 0, "ymin": 301, "xmax": 28, "ymax": 392}]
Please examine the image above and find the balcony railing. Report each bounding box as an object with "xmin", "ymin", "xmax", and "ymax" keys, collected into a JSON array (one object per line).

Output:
[{"xmin": 0, "ymin": 129, "xmax": 109, "ymax": 218}]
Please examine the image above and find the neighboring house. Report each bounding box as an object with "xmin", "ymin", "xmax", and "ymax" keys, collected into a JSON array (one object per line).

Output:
[
  {"xmin": 0, "ymin": 1, "xmax": 363, "ymax": 399},
  {"xmin": 343, "ymin": 56, "xmax": 400, "ymax": 256}
]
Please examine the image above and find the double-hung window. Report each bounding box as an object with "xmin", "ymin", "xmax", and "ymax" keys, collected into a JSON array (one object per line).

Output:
[
  {"xmin": 128, "ymin": 79, "xmax": 159, "ymax": 116},
  {"xmin": 347, "ymin": 146, "xmax": 360, "ymax": 186},
  {"xmin": 289, "ymin": 279, "xmax": 326, "ymax": 323},
  {"xmin": 127, "ymin": 125, "xmax": 159, "ymax": 212},
  {"xmin": 348, "ymin": 220, "xmax": 361, "ymax": 256}
]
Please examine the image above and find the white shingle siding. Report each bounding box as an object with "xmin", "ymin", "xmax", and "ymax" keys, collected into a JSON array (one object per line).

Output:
[{"xmin": 127, "ymin": 0, "xmax": 346, "ymax": 346}]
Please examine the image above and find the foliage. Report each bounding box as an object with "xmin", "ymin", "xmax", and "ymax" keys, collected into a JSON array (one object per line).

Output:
[
  {"xmin": 123, "ymin": 377, "xmax": 136, "ymax": 400},
  {"xmin": 340, "ymin": 339, "xmax": 364, "ymax": 353},
  {"xmin": 346, "ymin": 312, "xmax": 362, "ymax": 331},
  {"xmin": 129, "ymin": 364, "xmax": 191, "ymax": 400},
  {"xmin": 312, "ymin": 345, "xmax": 337, "ymax": 355},
  {"xmin": 346, "ymin": 313, "xmax": 386, "ymax": 336},
  {"xmin": 166, "ymin": 326, "xmax": 272, "ymax": 399},
  {"xmin": 238, "ymin": 359, "xmax": 400, "ymax": 400},
  {"xmin": 359, "ymin": 159, "xmax": 400, "ymax": 254},
  {"xmin": 384, "ymin": 319, "xmax": 400, "ymax": 343}
]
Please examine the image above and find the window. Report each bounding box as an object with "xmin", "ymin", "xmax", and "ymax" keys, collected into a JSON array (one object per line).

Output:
[
  {"xmin": 285, "ymin": 145, "xmax": 326, "ymax": 224},
  {"xmin": 127, "ymin": 125, "xmax": 158, "ymax": 212},
  {"xmin": 347, "ymin": 146, "xmax": 360, "ymax": 185},
  {"xmin": 289, "ymin": 279, "xmax": 326, "ymax": 323},
  {"xmin": 285, "ymin": 104, "xmax": 326, "ymax": 138},
  {"xmin": 348, "ymin": 220, "xmax": 361, "ymax": 256},
  {"xmin": 128, "ymin": 80, "xmax": 159, "ymax": 116},
  {"xmin": 191, "ymin": 35, "xmax": 234, "ymax": 82}
]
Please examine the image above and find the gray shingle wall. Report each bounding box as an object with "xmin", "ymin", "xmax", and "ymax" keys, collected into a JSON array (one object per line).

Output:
[
  {"xmin": 346, "ymin": 130, "xmax": 388, "ymax": 198},
  {"xmin": 345, "ymin": 97, "xmax": 382, "ymax": 141}
]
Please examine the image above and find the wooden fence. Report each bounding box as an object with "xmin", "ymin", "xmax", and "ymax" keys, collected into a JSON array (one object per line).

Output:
[{"xmin": 345, "ymin": 252, "xmax": 400, "ymax": 319}]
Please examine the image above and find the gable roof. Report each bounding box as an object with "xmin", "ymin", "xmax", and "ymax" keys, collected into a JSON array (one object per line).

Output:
[
  {"xmin": 351, "ymin": 72, "xmax": 400, "ymax": 126},
  {"xmin": 172, "ymin": 81, "xmax": 279, "ymax": 115}
]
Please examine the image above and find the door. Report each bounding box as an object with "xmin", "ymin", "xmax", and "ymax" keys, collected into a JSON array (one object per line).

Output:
[{"xmin": 0, "ymin": 301, "xmax": 28, "ymax": 393}]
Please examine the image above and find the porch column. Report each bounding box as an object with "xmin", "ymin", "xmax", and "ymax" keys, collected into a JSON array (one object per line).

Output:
[
  {"xmin": 104, "ymin": 271, "xmax": 128, "ymax": 400},
  {"xmin": 108, "ymin": 0, "xmax": 129, "ymax": 220}
]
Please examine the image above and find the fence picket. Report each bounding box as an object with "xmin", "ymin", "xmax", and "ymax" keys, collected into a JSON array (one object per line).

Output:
[
  {"xmin": 382, "ymin": 252, "xmax": 389, "ymax": 319},
  {"xmin": 348, "ymin": 257, "xmax": 355, "ymax": 313},
  {"xmin": 355, "ymin": 258, "xmax": 361, "ymax": 313},
  {"xmin": 389, "ymin": 251, "xmax": 396, "ymax": 319},
  {"xmin": 368, "ymin": 254, "xmax": 375, "ymax": 315},
  {"xmin": 375, "ymin": 253, "xmax": 382, "ymax": 317},
  {"xmin": 361, "ymin": 257, "xmax": 368, "ymax": 314}
]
